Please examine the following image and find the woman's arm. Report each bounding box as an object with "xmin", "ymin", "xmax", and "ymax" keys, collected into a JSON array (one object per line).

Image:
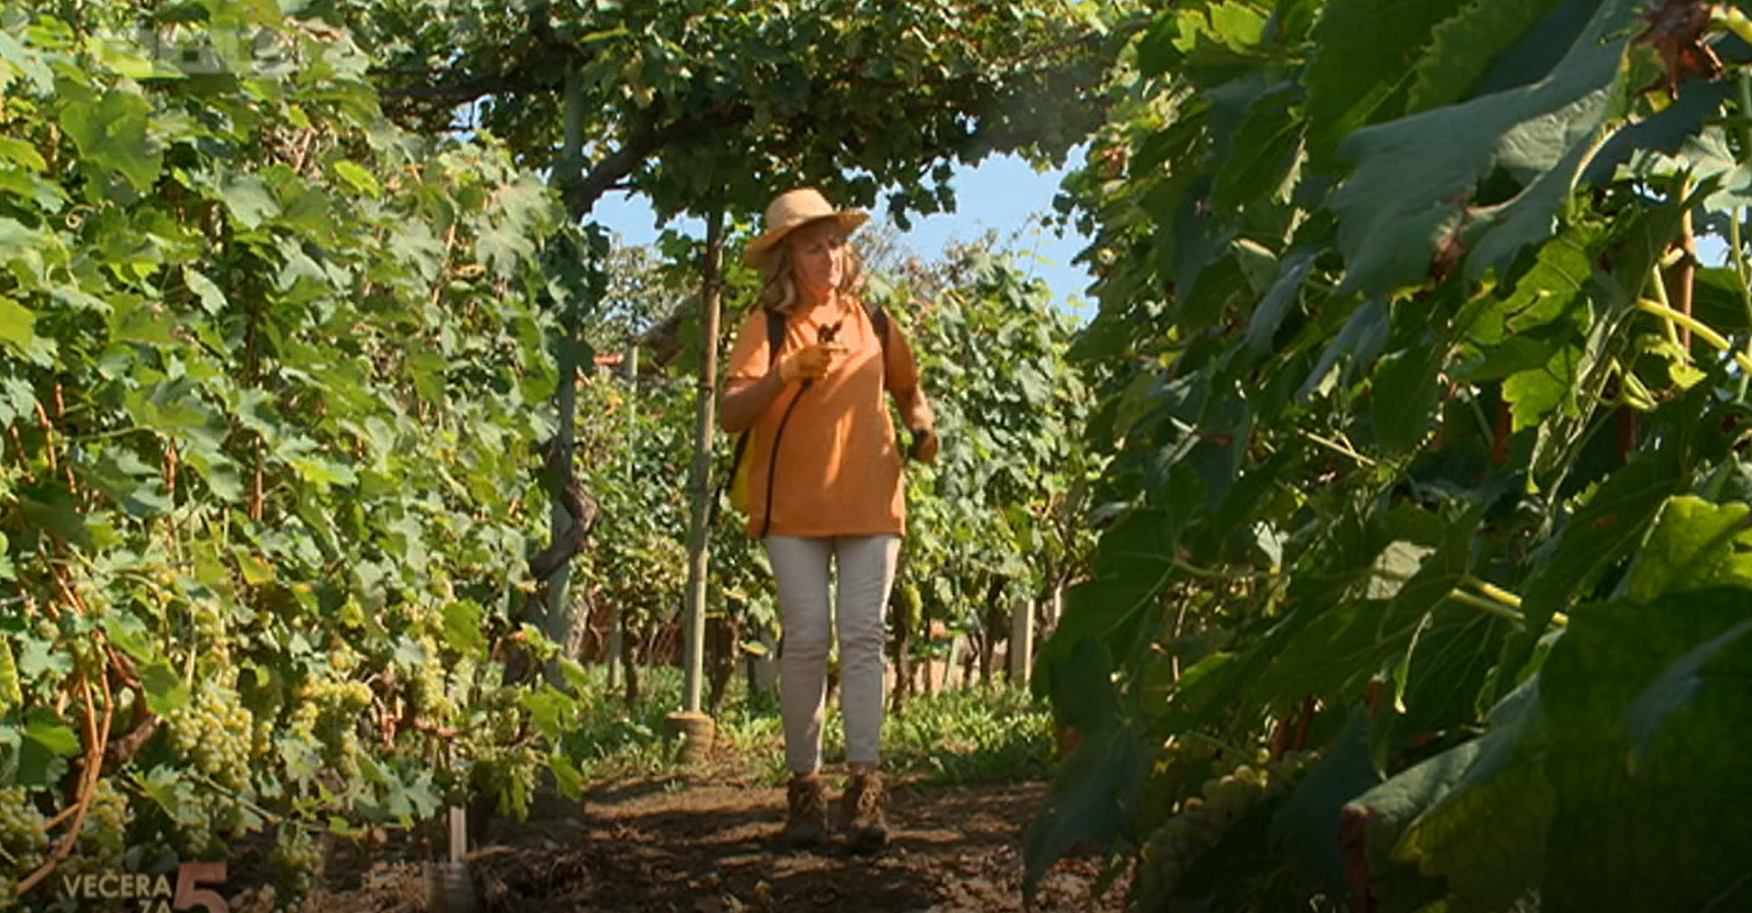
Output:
[
  {"xmin": 893, "ymin": 386, "xmax": 934, "ymax": 434},
  {"xmin": 720, "ymin": 342, "xmax": 840, "ymax": 432},
  {"xmin": 720, "ymin": 368, "xmax": 787, "ymax": 434}
]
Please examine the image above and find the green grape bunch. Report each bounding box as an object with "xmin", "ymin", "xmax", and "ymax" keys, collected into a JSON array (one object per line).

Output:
[
  {"xmin": 5, "ymin": 781, "xmax": 125, "ymax": 900},
  {"xmin": 1131, "ymin": 747, "xmax": 1324, "ymax": 911},
  {"xmin": 175, "ymin": 802, "xmax": 217, "ymax": 859},
  {"xmin": 333, "ymin": 729, "xmax": 362, "ymax": 782},
  {"xmin": 251, "ymin": 716, "xmax": 277, "ymax": 762},
  {"xmin": 0, "ymin": 786, "xmax": 51, "ymax": 875},
  {"xmin": 301, "ymin": 677, "xmax": 373, "ymax": 714},
  {"xmin": 412, "ymin": 635, "xmax": 457, "ymax": 724},
  {"xmin": 79, "ymin": 777, "xmax": 132, "ymax": 862},
  {"xmin": 269, "ymin": 827, "xmax": 324, "ymax": 904},
  {"xmin": 164, "ymin": 685, "xmax": 254, "ymax": 791},
  {"xmin": 186, "ymin": 596, "xmax": 227, "ymax": 644},
  {"xmin": 170, "ymin": 788, "xmax": 224, "ymax": 862},
  {"xmin": 172, "ymin": 790, "xmax": 251, "ymax": 860}
]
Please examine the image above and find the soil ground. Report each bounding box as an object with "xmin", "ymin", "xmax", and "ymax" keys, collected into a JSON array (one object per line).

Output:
[{"xmin": 312, "ymin": 771, "xmax": 1128, "ymax": 913}]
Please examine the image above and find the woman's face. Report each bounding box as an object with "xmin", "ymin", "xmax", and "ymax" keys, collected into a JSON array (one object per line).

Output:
[{"xmin": 787, "ymin": 220, "xmax": 845, "ymax": 300}]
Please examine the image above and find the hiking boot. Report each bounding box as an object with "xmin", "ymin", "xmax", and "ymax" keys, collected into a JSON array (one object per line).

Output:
[
  {"xmin": 784, "ymin": 773, "xmax": 828, "ymax": 848},
  {"xmin": 839, "ymin": 769, "xmax": 888, "ymax": 853}
]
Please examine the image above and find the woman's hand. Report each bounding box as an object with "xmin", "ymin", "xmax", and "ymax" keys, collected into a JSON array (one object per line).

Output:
[
  {"xmin": 779, "ymin": 342, "xmax": 844, "ymax": 383},
  {"xmin": 893, "ymin": 387, "xmax": 937, "ymax": 462},
  {"xmin": 909, "ymin": 427, "xmax": 939, "ymax": 464}
]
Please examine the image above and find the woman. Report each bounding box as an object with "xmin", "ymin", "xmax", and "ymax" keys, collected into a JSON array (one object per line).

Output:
[{"xmin": 719, "ymin": 187, "xmax": 938, "ymax": 852}]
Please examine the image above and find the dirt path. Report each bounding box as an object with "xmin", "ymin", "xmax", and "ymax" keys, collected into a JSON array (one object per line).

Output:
[{"xmin": 319, "ymin": 775, "xmax": 1126, "ymax": 913}]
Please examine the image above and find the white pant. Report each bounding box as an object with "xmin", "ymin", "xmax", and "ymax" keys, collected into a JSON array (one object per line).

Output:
[{"xmin": 765, "ymin": 534, "xmax": 900, "ymax": 773}]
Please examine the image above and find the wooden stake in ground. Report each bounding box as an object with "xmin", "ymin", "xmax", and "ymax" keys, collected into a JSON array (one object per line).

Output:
[
  {"xmin": 680, "ymin": 206, "xmax": 726, "ymax": 714},
  {"xmin": 1009, "ymin": 588, "xmax": 1033, "ymax": 687},
  {"xmin": 607, "ymin": 341, "xmax": 636, "ymax": 693}
]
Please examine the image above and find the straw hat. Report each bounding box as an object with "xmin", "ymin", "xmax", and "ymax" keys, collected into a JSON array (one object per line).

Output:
[{"xmin": 744, "ymin": 188, "xmax": 869, "ymax": 270}]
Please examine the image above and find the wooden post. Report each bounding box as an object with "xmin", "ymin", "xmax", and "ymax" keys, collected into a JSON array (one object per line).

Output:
[
  {"xmin": 1009, "ymin": 588, "xmax": 1033, "ymax": 687},
  {"xmin": 607, "ymin": 342, "xmax": 637, "ymax": 690},
  {"xmin": 680, "ymin": 207, "xmax": 725, "ymax": 714}
]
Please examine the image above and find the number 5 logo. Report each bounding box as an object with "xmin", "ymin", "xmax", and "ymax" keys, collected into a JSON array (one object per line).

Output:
[{"xmin": 174, "ymin": 862, "xmax": 228, "ymax": 913}]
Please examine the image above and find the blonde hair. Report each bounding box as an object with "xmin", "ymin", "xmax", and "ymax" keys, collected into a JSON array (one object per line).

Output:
[{"xmin": 757, "ymin": 227, "xmax": 865, "ymax": 313}]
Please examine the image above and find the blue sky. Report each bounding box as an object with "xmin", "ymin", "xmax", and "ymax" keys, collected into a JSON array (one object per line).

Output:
[{"xmin": 591, "ymin": 152, "xmax": 1098, "ymax": 317}]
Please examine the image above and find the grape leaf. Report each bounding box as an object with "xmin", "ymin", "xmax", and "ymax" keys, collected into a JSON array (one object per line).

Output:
[
  {"xmin": 1024, "ymin": 639, "xmax": 1150, "ymax": 901},
  {"xmin": 330, "ymin": 159, "xmax": 381, "ymax": 199},
  {"xmin": 1371, "ymin": 343, "xmax": 1448, "ymax": 454},
  {"xmin": 1299, "ymin": 298, "xmax": 1390, "ymax": 401},
  {"xmin": 138, "ymin": 662, "xmax": 190, "ymax": 715},
  {"xmin": 1355, "ymin": 681, "xmax": 1553, "ymax": 911},
  {"xmin": 183, "ymin": 268, "xmax": 228, "ymax": 315},
  {"xmin": 1271, "ymin": 708, "xmax": 1382, "ymax": 895},
  {"xmin": 0, "ymin": 295, "xmax": 36, "ymax": 351},
  {"xmin": 548, "ymin": 752, "xmax": 584, "ymax": 800},
  {"xmin": 1246, "ymin": 250, "xmax": 1317, "ymax": 354},
  {"xmin": 1524, "ymin": 447, "xmax": 1688, "ymax": 618},
  {"xmin": 1328, "ymin": 0, "xmax": 1638, "ymax": 297},
  {"xmin": 1304, "ymin": 0, "xmax": 1472, "ymax": 164},
  {"xmin": 1406, "ymin": 0, "xmax": 1567, "ymax": 115},
  {"xmin": 1623, "ymin": 617, "xmax": 1752, "ymax": 771},
  {"xmin": 1624, "ymin": 497, "xmax": 1752, "ymax": 601},
  {"xmin": 222, "ymin": 174, "xmax": 279, "ymax": 229},
  {"xmin": 442, "ymin": 599, "xmax": 488, "ymax": 658},
  {"xmin": 1537, "ymin": 589, "xmax": 1752, "ymax": 910},
  {"xmin": 0, "ymin": 135, "xmax": 45, "ymax": 171},
  {"xmin": 1501, "ymin": 343, "xmax": 1581, "ymax": 431},
  {"xmin": 1244, "ymin": 599, "xmax": 1401, "ymax": 707},
  {"xmin": 58, "ymin": 86, "xmax": 162, "ymax": 192},
  {"xmin": 24, "ymin": 707, "xmax": 80, "ymax": 756}
]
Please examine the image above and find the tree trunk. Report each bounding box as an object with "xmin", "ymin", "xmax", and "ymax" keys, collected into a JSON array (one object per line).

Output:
[
  {"xmin": 891, "ymin": 598, "xmax": 913, "ymax": 714},
  {"xmin": 680, "ymin": 206, "xmax": 726, "ymax": 714},
  {"xmin": 706, "ymin": 610, "xmax": 740, "ymax": 716},
  {"xmin": 889, "ymin": 548, "xmax": 913, "ymax": 715},
  {"xmin": 744, "ymin": 629, "xmax": 761, "ymax": 703},
  {"xmin": 925, "ymin": 635, "xmax": 941, "ymax": 697},
  {"xmin": 978, "ymin": 575, "xmax": 1004, "ymax": 687},
  {"xmin": 621, "ymin": 624, "xmax": 641, "ymax": 707},
  {"xmin": 744, "ymin": 624, "xmax": 778, "ymax": 700},
  {"xmin": 536, "ymin": 64, "xmax": 595, "ymax": 689}
]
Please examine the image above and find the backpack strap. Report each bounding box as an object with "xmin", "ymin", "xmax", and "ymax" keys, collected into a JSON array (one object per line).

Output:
[{"xmin": 867, "ymin": 300, "xmax": 891, "ymax": 383}]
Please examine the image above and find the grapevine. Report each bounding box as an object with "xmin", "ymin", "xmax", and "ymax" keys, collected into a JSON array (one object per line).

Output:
[{"xmin": 0, "ymin": 0, "xmax": 585, "ymax": 893}]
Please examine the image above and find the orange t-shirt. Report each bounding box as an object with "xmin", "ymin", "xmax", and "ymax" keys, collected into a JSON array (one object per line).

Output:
[{"xmin": 724, "ymin": 299, "xmax": 920, "ymax": 539}]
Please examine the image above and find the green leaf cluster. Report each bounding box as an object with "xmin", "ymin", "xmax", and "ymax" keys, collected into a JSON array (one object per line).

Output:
[{"xmin": 1032, "ymin": 0, "xmax": 1752, "ymax": 906}]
